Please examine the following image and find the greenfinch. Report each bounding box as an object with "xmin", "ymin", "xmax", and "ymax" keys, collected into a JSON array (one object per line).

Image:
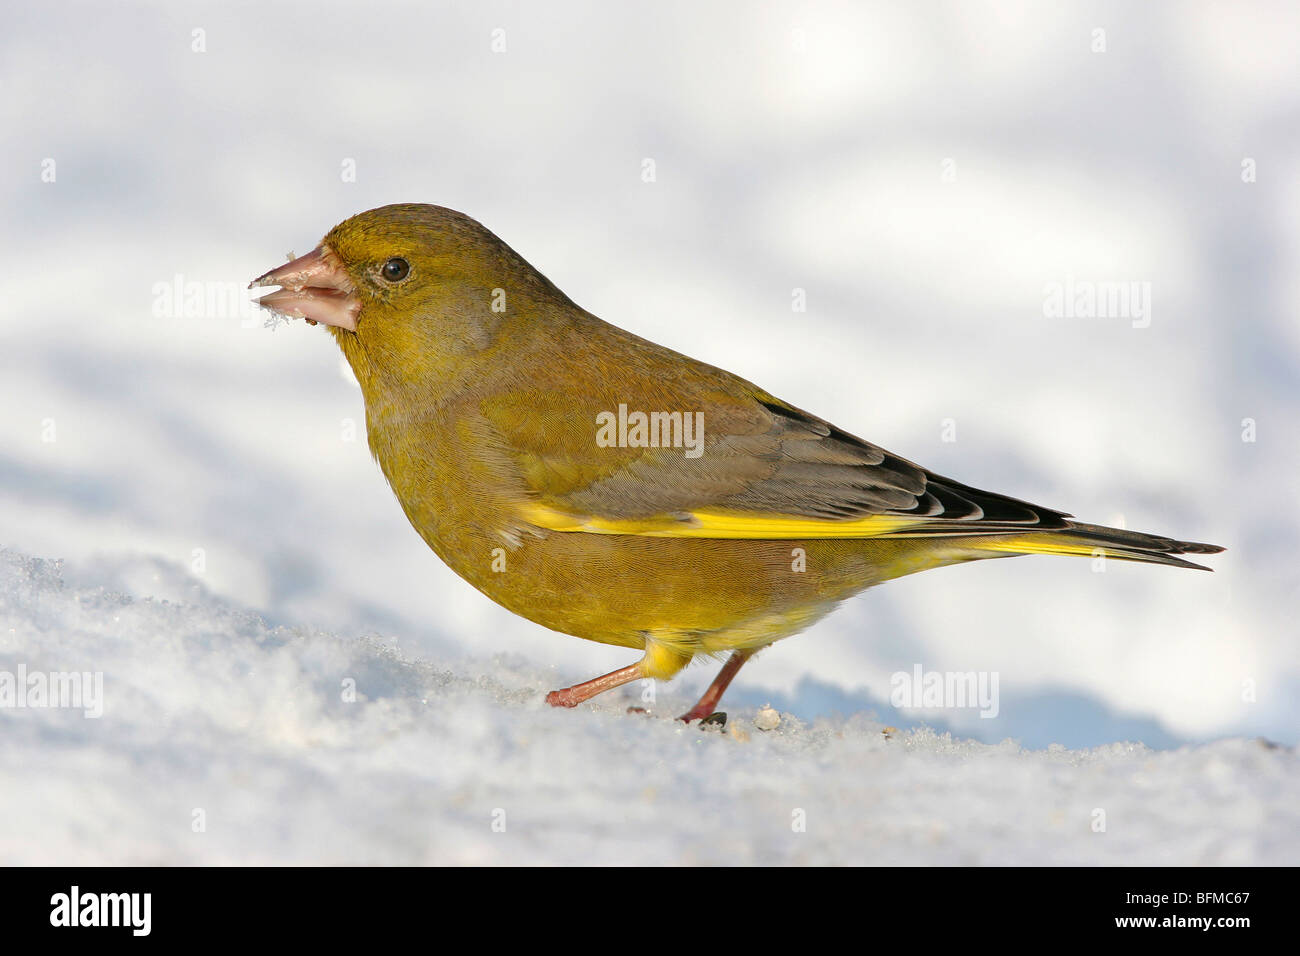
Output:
[{"xmin": 250, "ymin": 204, "xmax": 1223, "ymax": 721}]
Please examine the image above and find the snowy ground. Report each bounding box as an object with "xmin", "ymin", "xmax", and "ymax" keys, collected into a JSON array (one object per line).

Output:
[{"xmin": 2, "ymin": 547, "xmax": 1294, "ymax": 866}]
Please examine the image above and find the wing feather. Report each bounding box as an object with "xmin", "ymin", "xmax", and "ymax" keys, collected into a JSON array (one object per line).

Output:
[{"xmin": 494, "ymin": 388, "xmax": 1071, "ymax": 540}]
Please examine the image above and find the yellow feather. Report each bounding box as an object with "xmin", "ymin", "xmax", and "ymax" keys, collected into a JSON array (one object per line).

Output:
[
  {"xmin": 971, "ymin": 539, "xmax": 1104, "ymax": 558},
  {"xmin": 521, "ymin": 503, "xmax": 922, "ymax": 539}
]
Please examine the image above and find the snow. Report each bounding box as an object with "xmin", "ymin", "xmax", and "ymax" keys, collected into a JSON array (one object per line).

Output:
[{"xmin": 3, "ymin": 548, "xmax": 1294, "ymax": 865}]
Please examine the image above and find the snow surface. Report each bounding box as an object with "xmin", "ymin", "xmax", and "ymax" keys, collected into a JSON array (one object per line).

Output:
[{"xmin": 3, "ymin": 547, "xmax": 1294, "ymax": 866}]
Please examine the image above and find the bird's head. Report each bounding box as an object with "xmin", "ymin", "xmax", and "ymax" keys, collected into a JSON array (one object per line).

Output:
[{"xmin": 249, "ymin": 203, "xmax": 570, "ymax": 395}]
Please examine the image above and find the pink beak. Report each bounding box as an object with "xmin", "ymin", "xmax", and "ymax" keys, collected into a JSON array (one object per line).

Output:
[{"xmin": 249, "ymin": 246, "xmax": 361, "ymax": 331}]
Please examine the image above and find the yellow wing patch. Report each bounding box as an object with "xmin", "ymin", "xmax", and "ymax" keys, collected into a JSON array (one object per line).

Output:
[
  {"xmin": 970, "ymin": 538, "xmax": 1101, "ymax": 558},
  {"xmin": 520, "ymin": 503, "xmax": 922, "ymax": 539}
]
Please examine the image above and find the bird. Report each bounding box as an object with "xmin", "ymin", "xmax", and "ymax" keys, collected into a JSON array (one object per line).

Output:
[{"xmin": 250, "ymin": 203, "xmax": 1223, "ymax": 722}]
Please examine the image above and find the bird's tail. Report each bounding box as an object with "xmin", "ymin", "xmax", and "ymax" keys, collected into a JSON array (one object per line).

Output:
[{"xmin": 968, "ymin": 522, "xmax": 1225, "ymax": 571}]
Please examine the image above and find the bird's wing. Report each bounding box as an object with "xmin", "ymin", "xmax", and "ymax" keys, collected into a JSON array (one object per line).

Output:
[{"xmin": 479, "ymin": 385, "xmax": 1070, "ymax": 540}]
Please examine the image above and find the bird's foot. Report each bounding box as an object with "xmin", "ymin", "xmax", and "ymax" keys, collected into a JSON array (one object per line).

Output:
[
  {"xmin": 545, "ymin": 662, "xmax": 644, "ymax": 709},
  {"xmin": 677, "ymin": 706, "xmax": 726, "ymax": 724}
]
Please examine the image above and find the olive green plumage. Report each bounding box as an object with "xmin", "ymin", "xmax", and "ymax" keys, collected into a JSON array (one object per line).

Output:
[{"xmin": 255, "ymin": 203, "xmax": 1222, "ymax": 711}]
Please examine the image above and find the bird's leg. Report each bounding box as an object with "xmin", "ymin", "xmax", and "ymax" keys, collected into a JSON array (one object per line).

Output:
[
  {"xmin": 547, "ymin": 641, "xmax": 691, "ymax": 710},
  {"xmin": 678, "ymin": 649, "xmax": 755, "ymax": 722},
  {"xmin": 545, "ymin": 664, "xmax": 643, "ymax": 708}
]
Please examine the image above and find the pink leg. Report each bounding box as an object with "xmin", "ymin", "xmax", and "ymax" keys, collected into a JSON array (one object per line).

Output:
[
  {"xmin": 678, "ymin": 650, "xmax": 754, "ymax": 722},
  {"xmin": 546, "ymin": 663, "xmax": 643, "ymax": 708}
]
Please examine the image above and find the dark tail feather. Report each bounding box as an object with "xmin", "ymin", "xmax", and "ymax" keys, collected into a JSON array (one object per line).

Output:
[{"xmin": 968, "ymin": 521, "xmax": 1225, "ymax": 571}]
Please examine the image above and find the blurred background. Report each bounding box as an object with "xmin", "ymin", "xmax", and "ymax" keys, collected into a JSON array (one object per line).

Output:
[{"xmin": 2, "ymin": 0, "xmax": 1296, "ymax": 747}]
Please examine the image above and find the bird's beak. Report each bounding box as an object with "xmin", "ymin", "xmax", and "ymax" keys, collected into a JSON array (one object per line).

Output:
[{"xmin": 248, "ymin": 245, "xmax": 361, "ymax": 331}]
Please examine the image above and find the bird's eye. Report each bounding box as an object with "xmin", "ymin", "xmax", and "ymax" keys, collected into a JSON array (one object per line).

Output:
[{"xmin": 381, "ymin": 257, "xmax": 410, "ymax": 282}]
